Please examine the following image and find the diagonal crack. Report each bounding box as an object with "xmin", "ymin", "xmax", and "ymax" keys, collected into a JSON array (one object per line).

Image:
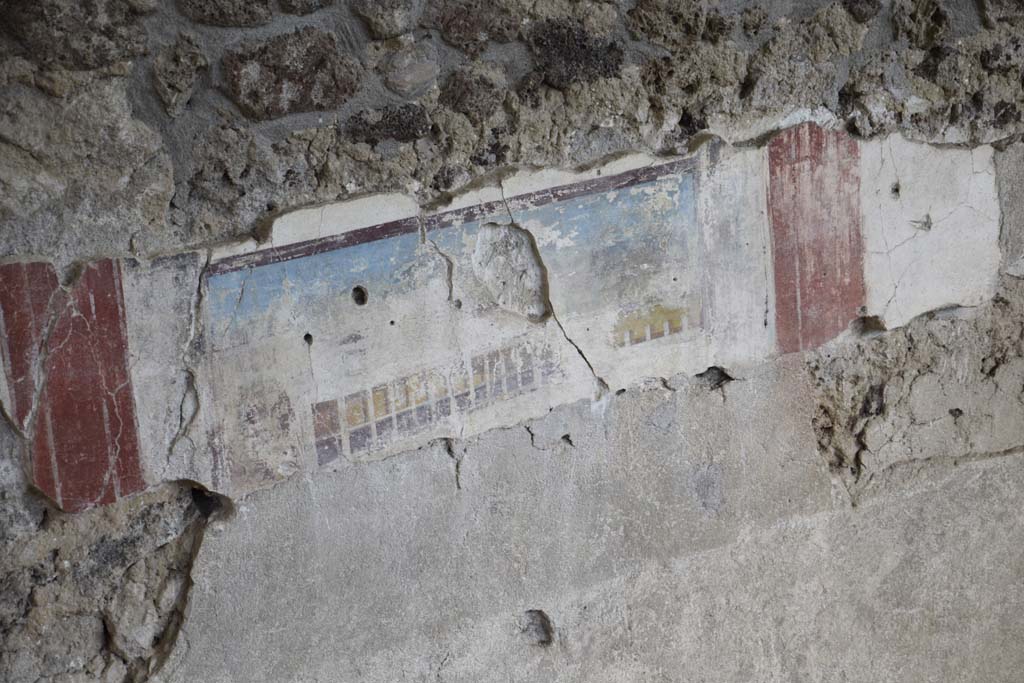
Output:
[
  {"xmin": 435, "ymin": 437, "xmax": 462, "ymax": 491},
  {"xmin": 549, "ymin": 308, "xmax": 609, "ymax": 398},
  {"xmin": 498, "ymin": 177, "xmax": 609, "ymax": 399}
]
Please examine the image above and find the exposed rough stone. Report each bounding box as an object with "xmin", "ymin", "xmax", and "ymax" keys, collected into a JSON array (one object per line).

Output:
[
  {"xmin": 183, "ymin": 123, "xmax": 284, "ymax": 234},
  {"xmin": 352, "ymin": 0, "xmax": 424, "ymax": 39},
  {"xmin": 627, "ymin": 0, "xmax": 721, "ymax": 51},
  {"xmin": 985, "ymin": 0, "xmax": 1024, "ymax": 24},
  {"xmin": 152, "ymin": 34, "xmax": 208, "ymax": 117},
  {"xmin": 809, "ymin": 278, "xmax": 1024, "ymax": 504},
  {"xmin": 63, "ymin": 0, "xmax": 1018, "ymax": 249},
  {"xmin": 222, "ymin": 27, "xmax": 361, "ymax": 120},
  {"xmin": 892, "ymin": 0, "xmax": 949, "ymax": 50},
  {"xmin": 279, "ymin": 0, "xmax": 334, "ymax": 15},
  {"xmin": 741, "ymin": 5, "xmax": 867, "ymax": 115},
  {"xmin": 0, "ymin": 77, "xmax": 173, "ymax": 264},
  {"xmin": 439, "ymin": 64, "xmax": 505, "ymax": 124},
  {"xmin": 0, "ymin": 433, "xmax": 209, "ymax": 683},
  {"xmin": 526, "ymin": 19, "xmax": 624, "ymax": 90},
  {"xmin": 841, "ymin": 22, "xmax": 1024, "ymax": 142},
  {"xmin": 471, "ymin": 222, "xmax": 550, "ymax": 322},
  {"xmin": 1, "ymin": 0, "xmax": 152, "ymax": 70},
  {"xmin": 384, "ymin": 38, "xmax": 440, "ymax": 97},
  {"xmin": 842, "ymin": 0, "xmax": 882, "ymax": 24},
  {"xmin": 421, "ymin": 0, "xmax": 517, "ymax": 56},
  {"xmin": 741, "ymin": 5, "xmax": 768, "ymax": 36},
  {"xmin": 176, "ymin": 0, "xmax": 272, "ymax": 27},
  {"xmin": 347, "ymin": 103, "xmax": 431, "ymax": 144}
]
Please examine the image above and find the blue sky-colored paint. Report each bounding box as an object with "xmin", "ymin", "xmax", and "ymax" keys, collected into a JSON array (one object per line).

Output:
[{"xmin": 205, "ymin": 167, "xmax": 697, "ymax": 344}]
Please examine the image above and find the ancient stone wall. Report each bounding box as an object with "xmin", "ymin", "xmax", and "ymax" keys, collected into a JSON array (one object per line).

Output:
[{"xmin": 2, "ymin": 1, "xmax": 1024, "ymax": 681}]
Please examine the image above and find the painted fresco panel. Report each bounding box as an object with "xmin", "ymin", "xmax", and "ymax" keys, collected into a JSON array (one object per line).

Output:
[{"xmin": 197, "ymin": 148, "xmax": 779, "ymax": 494}]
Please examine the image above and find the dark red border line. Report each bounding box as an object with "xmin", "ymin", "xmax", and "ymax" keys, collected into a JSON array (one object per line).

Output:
[{"xmin": 207, "ymin": 156, "xmax": 699, "ymax": 277}]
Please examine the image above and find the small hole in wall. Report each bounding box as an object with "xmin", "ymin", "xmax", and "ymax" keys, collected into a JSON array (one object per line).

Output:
[
  {"xmin": 389, "ymin": 320, "xmax": 395, "ymax": 326},
  {"xmin": 522, "ymin": 610, "xmax": 554, "ymax": 646},
  {"xmin": 303, "ymin": 333, "xmax": 313, "ymax": 346},
  {"xmin": 352, "ymin": 286, "xmax": 368, "ymax": 306},
  {"xmin": 891, "ymin": 182, "xmax": 901, "ymax": 198},
  {"xmin": 191, "ymin": 487, "xmax": 225, "ymax": 518}
]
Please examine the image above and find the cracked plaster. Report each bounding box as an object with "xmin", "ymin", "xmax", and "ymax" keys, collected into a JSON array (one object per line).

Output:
[{"xmin": 3, "ymin": 0, "xmax": 1024, "ymax": 681}]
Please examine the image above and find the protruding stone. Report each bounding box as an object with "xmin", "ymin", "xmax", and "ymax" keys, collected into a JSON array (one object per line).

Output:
[
  {"xmin": 439, "ymin": 65, "xmax": 505, "ymax": 123},
  {"xmin": 177, "ymin": 0, "xmax": 272, "ymax": 27},
  {"xmin": 4, "ymin": 0, "xmax": 151, "ymax": 70},
  {"xmin": 279, "ymin": 0, "xmax": 333, "ymax": 15},
  {"xmin": 222, "ymin": 28, "xmax": 361, "ymax": 120},
  {"xmin": 384, "ymin": 38, "xmax": 440, "ymax": 97},
  {"xmin": 422, "ymin": 0, "xmax": 517, "ymax": 56},
  {"xmin": 153, "ymin": 34, "xmax": 208, "ymax": 117},
  {"xmin": 347, "ymin": 104, "xmax": 431, "ymax": 144},
  {"xmin": 352, "ymin": 0, "xmax": 424, "ymax": 40},
  {"xmin": 102, "ymin": 581, "xmax": 162, "ymax": 661},
  {"xmin": 526, "ymin": 19, "xmax": 623, "ymax": 90},
  {"xmin": 472, "ymin": 223, "xmax": 550, "ymax": 322},
  {"xmin": 842, "ymin": 0, "xmax": 882, "ymax": 23},
  {"xmin": 892, "ymin": 0, "xmax": 948, "ymax": 49}
]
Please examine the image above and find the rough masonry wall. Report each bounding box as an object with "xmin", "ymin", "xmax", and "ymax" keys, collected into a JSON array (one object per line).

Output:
[{"xmin": 1, "ymin": 1, "xmax": 1024, "ymax": 681}]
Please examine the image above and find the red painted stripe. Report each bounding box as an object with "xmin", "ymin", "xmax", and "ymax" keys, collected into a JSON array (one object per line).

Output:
[
  {"xmin": 0, "ymin": 259, "xmax": 145, "ymax": 512},
  {"xmin": 0, "ymin": 262, "xmax": 62, "ymax": 429},
  {"xmin": 768, "ymin": 123, "xmax": 865, "ymax": 353}
]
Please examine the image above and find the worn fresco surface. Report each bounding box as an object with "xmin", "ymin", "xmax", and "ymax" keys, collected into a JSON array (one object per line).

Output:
[{"xmin": 0, "ymin": 124, "xmax": 1003, "ymax": 506}]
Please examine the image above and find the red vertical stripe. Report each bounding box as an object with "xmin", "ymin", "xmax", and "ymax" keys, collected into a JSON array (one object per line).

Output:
[
  {"xmin": 0, "ymin": 262, "xmax": 62, "ymax": 429},
  {"xmin": 768, "ymin": 123, "xmax": 865, "ymax": 353},
  {"xmin": 0, "ymin": 259, "xmax": 144, "ymax": 512}
]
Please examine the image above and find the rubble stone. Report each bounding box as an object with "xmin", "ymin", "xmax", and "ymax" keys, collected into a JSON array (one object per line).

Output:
[
  {"xmin": 384, "ymin": 38, "xmax": 440, "ymax": 97},
  {"xmin": 2, "ymin": 0, "xmax": 152, "ymax": 70},
  {"xmin": 352, "ymin": 0, "xmax": 424, "ymax": 39},
  {"xmin": 153, "ymin": 34, "xmax": 208, "ymax": 117},
  {"xmin": 222, "ymin": 27, "xmax": 361, "ymax": 120},
  {"xmin": 279, "ymin": 0, "xmax": 333, "ymax": 15},
  {"xmin": 439, "ymin": 65, "xmax": 505, "ymax": 123},
  {"xmin": 526, "ymin": 19, "xmax": 624, "ymax": 90},
  {"xmin": 177, "ymin": 0, "xmax": 272, "ymax": 27}
]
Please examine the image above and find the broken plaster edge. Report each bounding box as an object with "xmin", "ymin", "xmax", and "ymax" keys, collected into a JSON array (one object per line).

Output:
[{"xmin": 210, "ymin": 193, "xmax": 422, "ymax": 261}]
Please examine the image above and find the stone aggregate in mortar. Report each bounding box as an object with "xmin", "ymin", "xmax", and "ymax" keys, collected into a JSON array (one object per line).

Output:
[
  {"xmin": 0, "ymin": 417, "xmax": 218, "ymax": 683},
  {"xmin": 4, "ymin": 0, "xmax": 1024, "ymax": 263}
]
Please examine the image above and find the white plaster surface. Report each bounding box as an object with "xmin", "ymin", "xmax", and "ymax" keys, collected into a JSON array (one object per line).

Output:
[
  {"xmin": 859, "ymin": 138, "xmax": 1001, "ymax": 328},
  {"xmin": 157, "ymin": 359, "xmax": 1024, "ymax": 683},
  {"xmin": 121, "ymin": 253, "xmax": 206, "ymax": 484}
]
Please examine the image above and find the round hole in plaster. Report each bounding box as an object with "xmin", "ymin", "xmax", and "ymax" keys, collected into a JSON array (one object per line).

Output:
[
  {"xmin": 303, "ymin": 333, "xmax": 313, "ymax": 346},
  {"xmin": 352, "ymin": 286, "xmax": 368, "ymax": 306}
]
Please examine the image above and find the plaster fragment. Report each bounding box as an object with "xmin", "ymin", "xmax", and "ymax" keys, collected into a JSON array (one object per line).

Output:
[{"xmin": 472, "ymin": 223, "xmax": 550, "ymax": 323}]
